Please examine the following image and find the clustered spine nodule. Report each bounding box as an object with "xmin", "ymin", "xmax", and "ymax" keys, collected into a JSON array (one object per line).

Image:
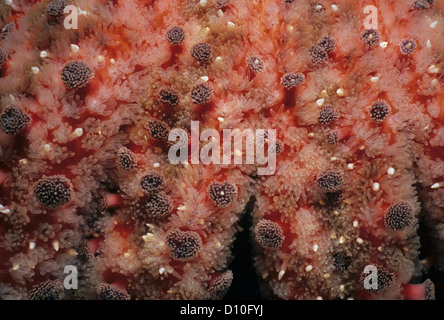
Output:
[
  {"xmin": 325, "ymin": 130, "xmax": 339, "ymax": 144},
  {"xmin": 33, "ymin": 176, "xmax": 73, "ymax": 209},
  {"xmin": 247, "ymin": 56, "xmax": 264, "ymax": 73},
  {"xmin": 61, "ymin": 61, "xmax": 95, "ymax": 89},
  {"xmin": 281, "ymin": 73, "xmax": 305, "ymax": 88},
  {"xmin": 254, "ymin": 219, "xmax": 285, "ymax": 250},
  {"xmin": 191, "ymin": 83, "xmax": 213, "ymax": 105},
  {"xmin": 317, "ymin": 170, "xmax": 343, "ymax": 192},
  {"xmin": 310, "ymin": 2, "xmax": 325, "ymax": 13},
  {"xmin": 309, "ymin": 45, "xmax": 328, "ymax": 64},
  {"xmin": 0, "ymin": 105, "xmax": 31, "ymax": 135},
  {"xmin": 97, "ymin": 283, "xmax": 130, "ymax": 300},
  {"xmin": 413, "ymin": 0, "xmax": 434, "ymax": 10},
  {"xmin": 399, "ymin": 39, "xmax": 417, "ymax": 55},
  {"xmin": 361, "ymin": 29, "xmax": 380, "ymax": 47},
  {"xmin": 29, "ymin": 279, "xmax": 64, "ymax": 300},
  {"xmin": 116, "ymin": 146, "xmax": 137, "ymax": 170},
  {"xmin": 145, "ymin": 191, "xmax": 173, "ymax": 220},
  {"xmin": 370, "ymin": 100, "xmax": 391, "ymax": 122},
  {"xmin": 191, "ymin": 43, "xmax": 212, "ymax": 62},
  {"xmin": 318, "ymin": 105, "xmax": 338, "ymax": 125},
  {"xmin": 317, "ymin": 36, "xmax": 336, "ymax": 53},
  {"xmin": 333, "ymin": 252, "xmax": 351, "ymax": 271},
  {"xmin": 46, "ymin": 0, "xmax": 72, "ymax": 17},
  {"xmin": 145, "ymin": 118, "xmax": 170, "ymax": 140},
  {"xmin": 384, "ymin": 201, "xmax": 414, "ymax": 230},
  {"xmin": 166, "ymin": 229, "xmax": 202, "ymax": 261},
  {"xmin": 208, "ymin": 181, "xmax": 238, "ymax": 208},
  {"xmin": 208, "ymin": 270, "xmax": 234, "ymax": 299},
  {"xmin": 140, "ymin": 172, "xmax": 164, "ymax": 194},
  {"xmin": 166, "ymin": 26, "xmax": 186, "ymax": 45},
  {"xmin": 1, "ymin": 22, "xmax": 14, "ymax": 40},
  {"xmin": 0, "ymin": 48, "xmax": 6, "ymax": 66},
  {"xmin": 158, "ymin": 88, "xmax": 180, "ymax": 106},
  {"xmin": 424, "ymin": 279, "xmax": 436, "ymax": 300}
]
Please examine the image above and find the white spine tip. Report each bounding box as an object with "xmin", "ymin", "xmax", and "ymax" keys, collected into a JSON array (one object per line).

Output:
[
  {"xmin": 97, "ymin": 55, "xmax": 105, "ymax": 63},
  {"xmin": 372, "ymin": 182, "xmax": 380, "ymax": 192},
  {"xmin": 199, "ymin": 0, "xmax": 207, "ymax": 6},
  {"xmin": 313, "ymin": 244, "xmax": 319, "ymax": 252},
  {"xmin": 74, "ymin": 128, "xmax": 83, "ymax": 137},
  {"xmin": 353, "ymin": 220, "xmax": 359, "ymax": 228},
  {"xmin": 217, "ymin": 117, "xmax": 225, "ymax": 122},
  {"xmin": 40, "ymin": 51, "xmax": 48, "ymax": 58},
  {"xmin": 31, "ymin": 67, "xmax": 40, "ymax": 74},
  {"xmin": 70, "ymin": 44, "xmax": 80, "ymax": 53},
  {"xmin": 305, "ymin": 265, "xmax": 313, "ymax": 272},
  {"xmin": 427, "ymin": 40, "xmax": 432, "ymax": 48},
  {"xmin": 110, "ymin": 58, "xmax": 115, "ymax": 64},
  {"xmin": 387, "ymin": 167, "xmax": 395, "ymax": 175},
  {"xmin": 159, "ymin": 267, "xmax": 166, "ymax": 274},
  {"xmin": 428, "ymin": 65, "xmax": 439, "ymax": 74},
  {"xmin": 347, "ymin": 163, "xmax": 354, "ymax": 170},
  {"xmin": 430, "ymin": 21, "xmax": 438, "ymax": 28},
  {"xmin": 431, "ymin": 182, "xmax": 440, "ymax": 189},
  {"xmin": 215, "ymin": 56, "xmax": 222, "ymax": 62},
  {"xmin": 227, "ymin": 21, "xmax": 235, "ymax": 28},
  {"xmin": 336, "ymin": 88, "xmax": 345, "ymax": 96},
  {"xmin": 153, "ymin": 162, "xmax": 160, "ymax": 168},
  {"xmin": 380, "ymin": 42, "xmax": 388, "ymax": 48},
  {"xmin": 331, "ymin": 4, "xmax": 338, "ymax": 11},
  {"xmin": 200, "ymin": 76, "xmax": 209, "ymax": 82},
  {"xmin": 316, "ymin": 98, "xmax": 325, "ymax": 106},
  {"xmin": 371, "ymin": 76, "xmax": 379, "ymax": 83},
  {"xmin": 52, "ymin": 240, "xmax": 60, "ymax": 252},
  {"xmin": 44, "ymin": 144, "xmax": 51, "ymax": 152},
  {"xmin": 278, "ymin": 270, "xmax": 286, "ymax": 280},
  {"xmin": 339, "ymin": 236, "xmax": 345, "ymax": 244},
  {"xmin": 356, "ymin": 237, "xmax": 364, "ymax": 244},
  {"xmin": 29, "ymin": 242, "xmax": 36, "ymax": 250}
]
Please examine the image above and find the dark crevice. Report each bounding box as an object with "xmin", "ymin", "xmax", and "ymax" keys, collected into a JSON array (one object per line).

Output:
[{"xmin": 224, "ymin": 196, "xmax": 262, "ymax": 300}]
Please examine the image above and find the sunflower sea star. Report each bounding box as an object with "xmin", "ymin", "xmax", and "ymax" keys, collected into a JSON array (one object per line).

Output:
[{"xmin": 0, "ymin": 0, "xmax": 443, "ymax": 300}]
